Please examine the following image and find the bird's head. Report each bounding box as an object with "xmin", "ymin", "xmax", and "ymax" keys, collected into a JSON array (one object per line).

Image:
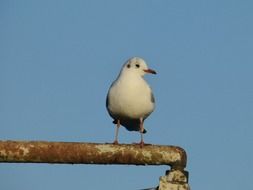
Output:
[{"xmin": 121, "ymin": 57, "xmax": 156, "ymax": 77}]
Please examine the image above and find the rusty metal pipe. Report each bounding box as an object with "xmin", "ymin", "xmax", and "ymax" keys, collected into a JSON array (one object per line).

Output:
[{"xmin": 0, "ymin": 140, "xmax": 187, "ymax": 169}]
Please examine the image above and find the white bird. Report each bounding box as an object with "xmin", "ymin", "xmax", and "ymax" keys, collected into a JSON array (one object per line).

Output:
[{"xmin": 106, "ymin": 57, "xmax": 156, "ymax": 146}]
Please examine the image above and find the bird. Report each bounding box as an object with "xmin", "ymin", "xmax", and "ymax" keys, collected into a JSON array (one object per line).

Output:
[{"xmin": 106, "ymin": 57, "xmax": 156, "ymax": 146}]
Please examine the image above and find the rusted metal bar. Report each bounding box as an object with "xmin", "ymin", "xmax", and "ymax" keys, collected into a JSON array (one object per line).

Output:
[
  {"xmin": 0, "ymin": 140, "xmax": 190, "ymax": 189},
  {"xmin": 0, "ymin": 140, "xmax": 186, "ymax": 169}
]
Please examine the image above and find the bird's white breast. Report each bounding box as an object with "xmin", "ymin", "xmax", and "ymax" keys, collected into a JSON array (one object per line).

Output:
[{"xmin": 107, "ymin": 74, "xmax": 155, "ymax": 119}]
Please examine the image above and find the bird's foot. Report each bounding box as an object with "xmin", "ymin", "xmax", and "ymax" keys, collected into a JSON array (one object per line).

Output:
[
  {"xmin": 113, "ymin": 140, "xmax": 119, "ymax": 145},
  {"xmin": 139, "ymin": 140, "xmax": 144, "ymax": 148},
  {"xmin": 132, "ymin": 141, "xmax": 145, "ymax": 148}
]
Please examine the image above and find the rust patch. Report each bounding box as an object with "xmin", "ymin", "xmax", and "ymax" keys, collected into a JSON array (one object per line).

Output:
[{"xmin": 0, "ymin": 140, "xmax": 187, "ymax": 170}]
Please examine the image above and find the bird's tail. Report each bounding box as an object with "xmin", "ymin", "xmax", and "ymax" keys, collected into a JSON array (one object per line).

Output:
[{"xmin": 112, "ymin": 119, "xmax": 147, "ymax": 133}]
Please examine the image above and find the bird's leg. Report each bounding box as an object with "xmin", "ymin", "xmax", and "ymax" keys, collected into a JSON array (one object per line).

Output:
[
  {"xmin": 113, "ymin": 119, "xmax": 120, "ymax": 145},
  {"xmin": 139, "ymin": 117, "xmax": 144, "ymax": 147}
]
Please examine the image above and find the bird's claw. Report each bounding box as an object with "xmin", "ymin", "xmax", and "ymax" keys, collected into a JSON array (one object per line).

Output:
[
  {"xmin": 132, "ymin": 141, "xmax": 145, "ymax": 148},
  {"xmin": 113, "ymin": 140, "xmax": 119, "ymax": 145},
  {"xmin": 139, "ymin": 141, "xmax": 144, "ymax": 148}
]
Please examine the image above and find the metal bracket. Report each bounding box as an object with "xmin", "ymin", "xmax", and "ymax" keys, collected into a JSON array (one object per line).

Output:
[{"xmin": 158, "ymin": 169, "xmax": 190, "ymax": 190}]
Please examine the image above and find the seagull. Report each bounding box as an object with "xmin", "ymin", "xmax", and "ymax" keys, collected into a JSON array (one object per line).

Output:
[{"xmin": 106, "ymin": 57, "xmax": 156, "ymax": 146}]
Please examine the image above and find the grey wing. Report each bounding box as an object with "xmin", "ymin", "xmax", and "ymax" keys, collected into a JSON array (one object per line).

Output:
[
  {"xmin": 106, "ymin": 80, "xmax": 117, "ymax": 108},
  {"xmin": 151, "ymin": 91, "xmax": 155, "ymax": 103},
  {"xmin": 106, "ymin": 93, "xmax": 110, "ymax": 108}
]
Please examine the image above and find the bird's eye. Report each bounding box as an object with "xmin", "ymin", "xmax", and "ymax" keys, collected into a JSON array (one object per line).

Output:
[
  {"xmin": 127, "ymin": 64, "xmax": 131, "ymax": 68},
  {"xmin": 135, "ymin": 64, "xmax": 140, "ymax": 68}
]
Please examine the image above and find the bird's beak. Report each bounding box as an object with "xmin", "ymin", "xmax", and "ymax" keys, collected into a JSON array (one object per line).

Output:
[{"xmin": 143, "ymin": 68, "xmax": 157, "ymax": 74}]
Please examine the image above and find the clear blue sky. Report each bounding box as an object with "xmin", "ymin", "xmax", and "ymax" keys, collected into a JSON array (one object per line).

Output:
[{"xmin": 0, "ymin": 1, "xmax": 253, "ymax": 189}]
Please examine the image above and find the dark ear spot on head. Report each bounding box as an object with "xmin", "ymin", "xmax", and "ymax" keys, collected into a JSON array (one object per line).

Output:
[{"xmin": 127, "ymin": 64, "xmax": 131, "ymax": 68}]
